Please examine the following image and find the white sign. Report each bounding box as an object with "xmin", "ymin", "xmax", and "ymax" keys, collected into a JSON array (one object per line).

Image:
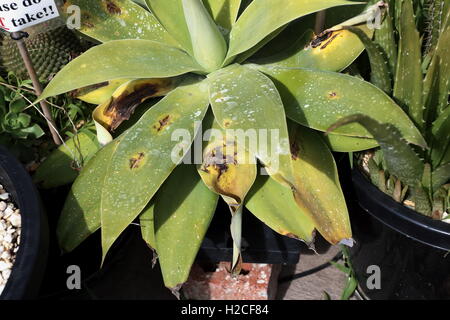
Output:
[{"xmin": 0, "ymin": 0, "xmax": 60, "ymax": 32}]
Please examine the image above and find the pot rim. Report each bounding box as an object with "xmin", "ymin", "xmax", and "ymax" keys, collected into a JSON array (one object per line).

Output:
[
  {"xmin": 0, "ymin": 145, "xmax": 47, "ymax": 300},
  {"xmin": 352, "ymin": 167, "xmax": 450, "ymax": 251}
]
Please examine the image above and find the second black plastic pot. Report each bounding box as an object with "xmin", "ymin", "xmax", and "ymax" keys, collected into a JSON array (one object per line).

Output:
[
  {"xmin": 0, "ymin": 145, "xmax": 48, "ymax": 300},
  {"xmin": 349, "ymin": 168, "xmax": 450, "ymax": 300}
]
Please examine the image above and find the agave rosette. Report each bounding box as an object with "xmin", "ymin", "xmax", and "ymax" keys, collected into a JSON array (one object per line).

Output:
[{"xmin": 38, "ymin": 0, "xmax": 424, "ymax": 289}]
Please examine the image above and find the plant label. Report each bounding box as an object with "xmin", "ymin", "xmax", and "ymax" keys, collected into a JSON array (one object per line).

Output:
[{"xmin": 0, "ymin": 0, "xmax": 60, "ymax": 32}]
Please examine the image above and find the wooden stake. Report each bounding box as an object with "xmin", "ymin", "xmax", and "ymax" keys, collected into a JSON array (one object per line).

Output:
[{"xmin": 10, "ymin": 31, "xmax": 62, "ymax": 146}]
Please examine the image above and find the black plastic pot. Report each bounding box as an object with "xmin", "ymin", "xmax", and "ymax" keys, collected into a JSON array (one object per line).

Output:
[
  {"xmin": 0, "ymin": 145, "xmax": 48, "ymax": 300},
  {"xmin": 349, "ymin": 168, "xmax": 450, "ymax": 300}
]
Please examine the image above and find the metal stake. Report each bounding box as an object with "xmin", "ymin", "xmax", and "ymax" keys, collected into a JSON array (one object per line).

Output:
[{"xmin": 10, "ymin": 31, "xmax": 62, "ymax": 145}]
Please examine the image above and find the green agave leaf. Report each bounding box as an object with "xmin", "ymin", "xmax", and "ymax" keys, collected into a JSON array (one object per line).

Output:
[
  {"xmin": 39, "ymin": 40, "xmax": 201, "ymax": 101},
  {"xmin": 101, "ymin": 79, "xmax": 210, "ymax": 262},
  {"xmin": 154, "ymin": 164, "xmax": 219, "ymax": 289},
  {"xmin": 328, "ymin": 114, "xmax": 424, "ymax": 187},
  {"xmin": 208, "ymin": 64, "xmax": 293, "ymax": 184},
  {"xmin": 139, "ymin": 202, "xmax": 156, "ymax": 250},
  {"xmin": 258, "ymin": 66, "xmax": 426, "ymax": 148},
  {"xmin": 182, "ymin": 0, "xmax": 227, "ymax": 72},
  {"xmin": 202, "ymin": 0, "xmax": 241, "ymax": 35},
  {"xmin": 345, "ymin": 26, "xmax": 391, "ymax": 94},
  {"xmin": 34, "ymin": 128, "xmax": 101, "ymax": 189},
  {"xmin": 289, "ymin": 124, "xmax": 351, "ymax": 245},
  {"xmin": 431, "ymin": 106, "xmax": 450, "ymax": 167},
  {"xmin": 324, "ymin": 133, "xmax": 378, "ymax": 152},
  {"xmin": 245, "ymin": 174, "xmax": 315, "ymax": 243},
  {"xmin": 61, "ymin": 0, "xmax": 179, "ymax": 46},
  {"xmin": 57, "ymin": 138, "xmax": 121, "ymax": 253},
  {"xmin": 393, "ymin": 0, "xmax": 423, "ymax": 129},
  {"xmin": 146, "ymin": 0, "xmax": 193, "ymax": 55},
  {"xmin": 226, "ymin": 0, "xmax": 359, "ymax": 61}
]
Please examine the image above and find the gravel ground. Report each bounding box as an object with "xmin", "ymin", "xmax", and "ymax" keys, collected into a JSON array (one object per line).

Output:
[{"xmin": 0, "ymin": 185, "xmax": 21, "ymax": 295}]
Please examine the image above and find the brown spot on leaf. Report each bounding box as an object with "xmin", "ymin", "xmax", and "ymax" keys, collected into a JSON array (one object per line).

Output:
[
  {"xmin": 105, "ymin": 83, "xmax": 160, "ymax": 131},
  {"xmin": 105, "ymin": 0, "xmax": 121, "ymax": 15},
  {"xmin": 223, "ymin": 119, "xmax": 232, "ymax": 128},
  {"xmin": 310, "ymin": 30, "xmax": 333, "ymax": 48},
  {"xmin": 202, "ymin": 144, "xmax": 237, "ymax": 180},
  {"xmin": 320, "ymin": 33, "xmax": 339, "ymax": 49},
  {"xmin": 153, "ymin": 115, "xmax": 172, "ymax": 132},
  {"xmin": 129, "ymin": 152, "xmax": 145, "ymax": 170},
  {"xmin": 328, "ymin": 91, "xmax": 338, "ymax": 99}
]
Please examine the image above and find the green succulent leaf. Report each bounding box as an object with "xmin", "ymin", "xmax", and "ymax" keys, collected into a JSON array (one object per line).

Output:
[
  {"xmin": 432, "ymin": 163, "xmax": 450, "ymax": 194},
  {"xmin": 101, "ymin": 79, "xmax": 210, "ymax": 262},
  {"xmin": 289, "ymin": 124, "xmax": 351, "ymax": 245},
  {"xmin": 208, "ymin": 64, "xmax": 293, "ymax": 184},
  {"xmin": 374, "ymin": 5, "xmax": 397, "ymax": 77},
  {"xmin": 62, "ymin": 0, "xmax": 179, "ymax": 46},
  {"xmin": 182, "ymin": 0, "xmax": 227, "ymax": 72},
  {"xmin": 154, "ymin": 164, "xmax": 219, "ymax": 289},
  {"xmin": 423, "ymin": 25, "xmax": 450, "ymax": 125},
  {"xmin": 431, "ymin": 106, "xmax": 450, "ymax": 167},
  {"xmin": 259, "ymin": 66, "xmax": 426, "ymax": 148},
  {"xmin": 345, "ymin": 26, "xmax": 391, "ymax": 94},
  {"xmin": 57, "ymin": 138, "xmax": 121, "ymax": 253},
  {"xmin": 39, "ymin": 40, "xmax": 201, "ymax": 101},
  {"xmin": 146, "ymin": 0, "xmax": 193, "ymax": 54},
  {"xmin": 324, "ymin": 133, "xmax": 378, "ymax": 152},
  {"xmin": 34, "ymin": 128, "xmax": 101, "ymax": 189},
  {"xmin": 139, "ymin": 202, "xmax": 156, "ymax": 250},
  {"xmin": 393, "ymin": 0, "xmax": 423, "ymax": 129},
  {"xmin": 246, "ymin": 174, "xmax": 315, "ymax": 243},
  {"xmin": 202, "ymin": 0, "xmax": 241, "ymax": 35},
  {"xmin": 226, "ymin": 0, "xmax": 359, "ymax": 61},
  {"xmin": 328, "ymin": 114, "xmax": 424, "ymax": 187}
]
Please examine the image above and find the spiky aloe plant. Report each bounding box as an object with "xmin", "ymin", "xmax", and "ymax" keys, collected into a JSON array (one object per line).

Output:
[
  {"xmin": 39, "ymin": 0, "xmax": 424, "ymax": 290},
  {"xmin": 330, "ymin": 0, "xmax": 449, "ymax": 219}
]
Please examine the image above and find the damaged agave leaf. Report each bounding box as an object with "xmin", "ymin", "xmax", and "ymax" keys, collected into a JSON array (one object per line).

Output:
[
  {"xmin": 208, "ymin": 64, "xmax": 294, "ymax": 185},
  {"xmin": 71, "ymin": 79, "xmax": 133, "ymax": 105},
  {"xmin": 92, "ymin": 78, "xmax": 177, "ymax": 145},
  {"xmin": 198, "ymin": 118, "xmax": 257, "ymax": 274},
  {"xmin": 288, "ymin": 123, "xmax": 352, "ymax": 245},
  {"xmin": 100, "ymin": 79, "xmax": 210, "ymax": 263},
  {"xmin": 226, "ymin": 0, "xmax": 358, "ymax": 61},
  {"xmin": 259, "ymin": 9, "xmax": 376, "ymax": 73}
]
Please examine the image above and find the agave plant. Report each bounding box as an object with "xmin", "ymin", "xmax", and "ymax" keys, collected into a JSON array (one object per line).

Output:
[
  {"xmin": 329, "ymin": 0, "xmax": 449, "ymax": 219},
  {"xmin": 38, "ymin": 0, "xmax": 424, "ymax": 290}
]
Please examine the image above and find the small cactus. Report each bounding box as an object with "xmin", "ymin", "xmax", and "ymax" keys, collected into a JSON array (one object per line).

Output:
[{"xmin": 0, "ymin": 27, "xmax": 83, "ymax": 81}]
